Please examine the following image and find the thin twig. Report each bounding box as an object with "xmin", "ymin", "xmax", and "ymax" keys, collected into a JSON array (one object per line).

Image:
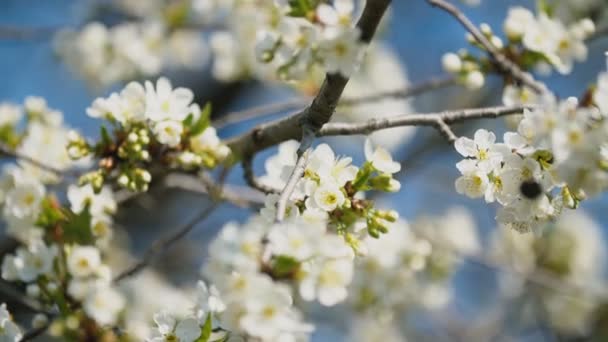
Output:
[
  {"xmin": 416, "ymin": 229, "xmax": 608, "ymax": 303},
  {"xmin": 0, "ymin": 143, "xmax": 66, "ymax": 176},
  {"xmin": 113, "ymin": 202, "xmax": 219, "ymax": 282},
  {"xmin": 274, "ymin": 129, "xmax": 314, "ymax": 222},
  {"xmin": 341, "ymin": 75, "xmax": 456, "ymax": 106},
  {"xmin": 427, "ymin": 0, "xmax": 550, "ymax": 94},
  {"xmin": 318, "ymin": 105, "xmax": 531, "ymax": 142},
  {"xmin": 242, "ymin": 155, "xmax": 280, "ymax": 194},
  {"xmin": 213, "ymin": 99, "xmax": 309, "ymax": 129},
  {"xmin": 165, "ymin": 172, "xmax": 265, "ymax": 209},
  {"xmin": 0, "ymin": 280, "xmax": 53, "ymax": 315},
  {"xmin": 22, "ymin": 321, "xmax": 53, "ymax": 341},
  {"xmin": 0, "ymin": 26, "xmax": 58, "ymax": 40},
  {"xmin": 213, "ymin": 76, "xmax": 455, "ymax": 129}
]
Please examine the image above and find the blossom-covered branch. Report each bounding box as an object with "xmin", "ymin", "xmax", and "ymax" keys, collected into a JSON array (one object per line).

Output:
[
  {"xmin": 227, "ymin": 0, "xmax": 392, "ymax": 160},
  {"xmin": 428, "ymin": 0, "xmax": 550, "ymax": 94}
]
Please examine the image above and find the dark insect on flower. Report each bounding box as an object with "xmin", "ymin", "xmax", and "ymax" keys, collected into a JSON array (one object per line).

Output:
[{"xmin": 520, "ymin": 180, "xmax": 542, "ymax": 199}]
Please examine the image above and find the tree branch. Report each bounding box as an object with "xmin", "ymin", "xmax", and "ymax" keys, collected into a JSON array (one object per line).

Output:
[
  {"xmin": 0, "ymin": 25, "xmax": 57, "ymax": 40},
  {"xmin": 269, "ymin": 0, "xmax": 395, "ymax": 220},
  {"xmin": 213, "ymin": 75, "xmax": 455, "ymax": 129},
  {"xmin": 274, "ymin": 131, "xmax": 313, "ymax": 222},
  {"xmin": 113, "ymin": 201, "xmax": 219, "ymax": 282},
  {"xmin": 242, "ymin": 155, "xmax": 280, "ymax": 194},
  {"xmin": 214, "ymin": 99, "xmax": 309, "ymax": 129},
  {"xmin": 317, "ymin": 105, "xmax": 530, "ymax": 142},
  {"xmin": 341, "ymin": 75, "xmax": 456, "ymax": 106},
  {"xmin": 22, "ymin": 322, "xmax": 53, "ymax": 341},
  {"xmin": 417, "ymin": 229, "xmax": 608, "ymax": 303},
  {"xmin": 0, "ymin": 280, "xmax": 53, "ymax": 315},
  {"xmin": 164, "ymin": 173, "xmax": 266, "ymax": 209},
  {"xmin": 427, "ymin": 0, "xmax": 550, "ymax": 95},
  {"xmin": 227, "ymin": 0, "xmax": 392, "ymax": 161},
  {"xmin": 0, "ymin": 143, "xmax": 66, "ymax": 176}
]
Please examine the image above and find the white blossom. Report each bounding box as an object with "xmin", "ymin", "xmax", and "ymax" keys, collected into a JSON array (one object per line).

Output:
[
  {"xmin": 2, "ymin": 241, "xmax": 58, "ymax": 282},
  {"xmin": 454, "ymin": 159, "xmax": 489, "ymax": 199},
  {"xmin": 83, "ymin": 284, "xmax": 125, "ymax": 325},
  {"xmin": 153, "ymin": 120, "xmax": 184, "ymax": 148},
  {"xmin": 68, "ymin": 184, "xmax": 116, "ymax": 222},
  {"xmin": 145, "ymin": 77, "xmax": 194, "ymax": 122},
  {"xmin": 67, "ymin": 245, "xmax": 102, "ymax": 278},
  {"xmin": 3, "ymin": 179, "xmax": 45, "ymax": 220},
  {"xmin": 319, "ymin": 28, "xmax": 363, "ymax": 77},
  {"xmin": 310, "ymin": 183, "xmax": 346, "ymax": 212},
  {"xmin": 0, "ymin": 103, "xmax": 22, "ymax": 126},
  {"xmin": 364, "ymin": 138, "xmax": 401, "ymax": 174},
  {"xmin": 441, "ymin": 52, "xmax": 462, "ymax": 73},
  {"xmin": 0, "ymin": 304, "xmax": 22, "ymax": 342}
]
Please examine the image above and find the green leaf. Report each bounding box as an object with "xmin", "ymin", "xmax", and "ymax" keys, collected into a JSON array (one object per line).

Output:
[
  {"xmin": 61, "ymin": 205, "xmax": 95, "ymax": 245},
  {"xmin": 271, "ymin": 255, "xmax": 301, "ymax": 279},
  {"xmin": 195, "ymin": 314, "xmax": 213, "ymax": 342},
  {"xmin": 183, "ymin": 113, "xmax": 194, "ymax": 128},
  {"xmin": 190, "ymin": 102, "xmax": 212, "ymax": 136},
  {"xmin": 100, "ymin": 125, "xmax": 112, "ymax": 145},
  {"xmin": 352, "ymin": 162, "xmax": 374, "ymax": 191},
  {"xmin": 287, "ymin": 0, "xmax": 308, "ymax": 16},
  {"xmin": 35, "ymin": 197, "xmax": 65, "ymax": 228},
  {"xmin": 536, "ymin": 0, "xmax": 554, "ymax": 16},
  {"xmin": 0, "ymin": 124, "xmax": 21, "ymax": 148}
]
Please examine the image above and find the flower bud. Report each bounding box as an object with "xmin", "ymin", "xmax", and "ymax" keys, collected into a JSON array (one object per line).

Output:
[
  {"xmin": 480, "ymin": 23, "xmax": 492, "ymax": 36},
  {"xmin": 26, "ymin": 284, "xmax": 40, "ymax": 297},
  {"xmin": 67, "ymin": 130, "xmax": 81, "ymax": 142},
  {"xmin": 466, "ymin": 33, "xmax": 475, "ymax": 43},
  {"xmin": 32, "ymin": 314, "xmax": 48, "ymax": 329},
  {"xmin": 139, "ymin": 150, "xmax": 150, "ymax": 161},
  {"xmin": 118, "ymin": 174, "xmax": 129, "ymax": 187},
  {"xmin": 491, "ymin": 36, "xmax": 503, "ymax": 49},
  {"xmin": 465, "ymin": 70, "xmax": 485, "ymax": 90},
  {"xmin": 128, "ymin": 132, "xmax": 139, "ymax": 143},
  {"xmin": 442, "ymin": 53, "xmax": 462, "ymax": 73}
]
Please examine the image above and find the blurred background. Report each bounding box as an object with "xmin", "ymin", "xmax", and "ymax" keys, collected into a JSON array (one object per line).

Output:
[{"xmin": 1, "ymin": 0, "xmax": 608, "ymax": 341}]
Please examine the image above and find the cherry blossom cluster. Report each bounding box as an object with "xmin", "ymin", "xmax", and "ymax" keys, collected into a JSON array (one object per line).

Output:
[
  {"xmin": 0, "ymin": 100, "xmax": 128, "ymax": 338},
  {"xmin": 54, "ymin": 1, "xmax": 418, "ymax": 151},
  {"xmin": 0, "ymin": 98, "xmax": 76, "ymax": 183},
  {"xmin": 491, "ymin": 210, "xmax": 605, "ymax": 333},
  {"xmin": 0, "ymin": 99, "xmax": 81, "ymax": 243},
  {"xmin": 55, "ymin": 21, "xmax": 206, "ymax": 87},
  {"xmin": 181, "ymin": 140, "xmax": 401, "ymax": 340},
  {"xmin": 261, "ymin": 139, "xmax": 401, "ymax": 241},
  {"xmin": 148, "ymin": 280, "xmax": 227, "ymax": 341},
  {"xmin": 70, "ymin": 77, "xmax": 230, "ymax": 193},
  {"xmin": 350, "ymin": 208, "xmax": 479, "ymax": 315},
  {"xmin": 455, "ymin": 72, "xmax": 608, "ymax": 232},
  {"xmin": 441, "ymin": 5, "xmax": 595, "ymax": 89},
  {"xmin": 205, "ymin": 0, "xmax": 365, "ymax": 82}
]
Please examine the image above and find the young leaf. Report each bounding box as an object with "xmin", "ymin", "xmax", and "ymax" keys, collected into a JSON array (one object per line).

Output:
[
  {"xmin": 195, "ymin": 313, "xmax": 213, "ymax": 342},
  {"xmin": 183, "ymin": 113, "xmax": 194, "ymax": 128},
  {"xmin": 271, "ymin": 255, "xmax": 301, "ymax": 279},
  {"xmin": 61, "ymin": 206, "xmax": 95, "ymax": 245},
  {"xmin": 190, "ymin": 102, "xmax": 212, "ymax": 137},
  {"xmin": 100, "ymin": 125, "xmax": 112, "ymax": 145}
]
